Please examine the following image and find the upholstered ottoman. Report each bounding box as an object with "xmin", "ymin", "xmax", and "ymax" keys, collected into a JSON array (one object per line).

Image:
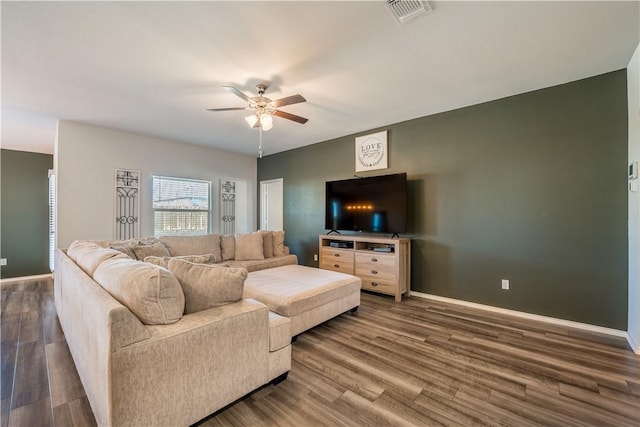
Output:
[{"xmin": 244, "ymin": 265, "xmax": 361, "ymax": 337}]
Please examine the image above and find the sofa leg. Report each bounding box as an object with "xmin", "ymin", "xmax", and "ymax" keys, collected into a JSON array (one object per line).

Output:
[
  {"xmin": 349, "ymin": 306, "xmax": 359, "ymax": 314},
  {"xmin": 272, "ymin": 371, "xmax": 289, "ymax": 385}
]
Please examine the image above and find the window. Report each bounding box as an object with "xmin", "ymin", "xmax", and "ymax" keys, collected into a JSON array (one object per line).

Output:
[
  {"xmin": 48, "ymin": 170, "xmax": 55, "ymax": 272},
  {"xmin": 153, "ymin": 176, "xmax": 211, "ymax": 237}
]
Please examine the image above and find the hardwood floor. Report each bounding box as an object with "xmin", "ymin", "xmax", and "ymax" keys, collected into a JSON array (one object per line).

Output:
[
  {"xmin": 2, "ymin": 278, "xmax": 639, "ymax": 426},
  {"xmin": 1, "ymin": 278, "xmax": 94, "ymax": 427}
]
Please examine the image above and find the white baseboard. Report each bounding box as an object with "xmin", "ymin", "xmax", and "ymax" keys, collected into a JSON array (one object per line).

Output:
[
  {"xmin": 0, "ymin": 273, "xmax": 53, "ymax": 284},
  {"xmin": 409, "ymin": 291, "xmax": 634, "ymax": 350},
  {"xmin": 626, "ymin": 332, "xmax": 640, "ymax": 355}
]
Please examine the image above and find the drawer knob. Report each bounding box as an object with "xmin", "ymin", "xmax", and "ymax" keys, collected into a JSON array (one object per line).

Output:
[
  {"xmin": 334, "ymin": 253, "xmax": 340, "ymax": 257},
  {"xmin": 371, "ymin": 270, "xmax": 378, "ymax": 275},
  {"xmin": 334, "ymin": 264, "xmax": 340, "ymax": 268},
  {"xmin": 371, "ymin": 282, "xmax": 379, "ymax": 287},
  {"xmin": 371, "ymin": 257, "xmax": 378, "ymax": 262}
]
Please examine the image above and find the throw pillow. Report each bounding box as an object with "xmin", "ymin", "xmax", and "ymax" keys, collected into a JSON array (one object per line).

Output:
[
  {"xmin": 261, "ymin": 231, "xmax": 274, "ymax": 258},
  {"xmin": 139, "ymin": 236, "xmax": 161, "ymax": 245},
  {"xmin": 132, "ymin": 242, "xmax": 170, "ymax": 260},
  {"xmin": 108, "ymin": 241, "xmax": 137, "ymax": 259},
  {"xmin": 220, "ymin": 234, "xmax": 235, "ymax": 261},
  {"xmin": 144, "ymin": 253, "xmax": 217, "ymax": 269},
  {"xmin": 234, "ymin": 231, "xmax": 264, "ymax": 261},
  {"xmin": 272, "ymin": 230, "xmax": 285, "ymax": 257},
  {"xmin": 167, "ymin": 259, "xmax": 246, "ymax": 314},
  {"xmin": 94, "ymin": 258, "xmax": 185, "ymax": 325}
]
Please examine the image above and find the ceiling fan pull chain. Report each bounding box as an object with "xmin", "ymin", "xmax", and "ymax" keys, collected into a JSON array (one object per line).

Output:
[{"xmin": 258, "ymin": 126, "xmax": 263, "ymax": 159}]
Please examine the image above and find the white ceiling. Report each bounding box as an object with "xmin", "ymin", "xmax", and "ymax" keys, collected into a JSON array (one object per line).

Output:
[{"xmin": 2, "ymin": 1, "xmax": 639, "ymax": 156}]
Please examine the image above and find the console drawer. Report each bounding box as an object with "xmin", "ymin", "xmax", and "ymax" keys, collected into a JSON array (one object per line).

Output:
[
  {"xmin": 355, "ymin": 253, "xmax": 396, "ymax": 281},
  {"xmin": 361, "ymin": 278, "xmax": 398, "ymax": 295},
  {"xmin": 321, "ymin": 248, "xmax": 354, "ymax": 274}
]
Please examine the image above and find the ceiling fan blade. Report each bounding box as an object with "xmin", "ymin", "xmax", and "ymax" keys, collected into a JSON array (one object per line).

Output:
[
  {"xmin": 223, "ymin": 85, "xmax": 251, "ymax": 102},
  {"xmin": 206, "ymin": 107, "xmax": 249, "ymax": 112},
  {"xmin": 273, "ymin": 109, "xmax": 309, "ymax": 124},
  {"xmin": 271, "ymin": 94, "xmax": 306, "ymax": 108}
]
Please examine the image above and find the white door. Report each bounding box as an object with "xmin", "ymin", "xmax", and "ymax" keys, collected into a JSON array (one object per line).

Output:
[{"xmin": 260, "ymin": 178, "xmax": 283, "ymax": 230}]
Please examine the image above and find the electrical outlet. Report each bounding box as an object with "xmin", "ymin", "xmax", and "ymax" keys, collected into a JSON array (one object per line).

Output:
[
  {"xmin": 0, "ymin": 258, "xmax": 7, "ymax": 266},
  {"xmin": 501, "ymin": 279, "xmax": 509, "ymax": 290},
  {"xmin": 313, "ymin": 254, "xmax": 318, "ymax": 262}
]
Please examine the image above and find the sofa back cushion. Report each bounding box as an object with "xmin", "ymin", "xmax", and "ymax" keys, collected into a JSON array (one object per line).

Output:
[
  {"xmin": 272, "ymin": 230, "xmax": 285, "ymax": 257},
  {"xmin": 261, "ymin": 231, "xmax": 274, "ymax": 258},
  {"xmin": 160, "ymin": 234, "xmax": 222, "ymax": 261},
  {"xmin": 76, "ymin": 247, "xmax": 129, "ymax": 277},
  {"xmin": 167, "ymin": 259, "xmax": 246, "ymax": 314},
  {"xmin": 67, "ymin": 240, "xmax": 102, "ymax": 263},
  {"xmin": 93, "ymin": 258, "xmax": 185, "ymax": 325},
  {"xmin": 221, "ymin": 234, "xmax": 235, "ymax": 261},
  {"xmin": 234, "ymin": 231, "xmax": 264, "ymax": 261}
]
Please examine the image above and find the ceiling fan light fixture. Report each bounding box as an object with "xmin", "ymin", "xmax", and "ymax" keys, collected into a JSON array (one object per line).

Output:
[
  {"xmin": 245, "ymin": 114, "xmax": 258, "ymax": 128},
  {"xmin": 260, "ymin": 113, "xmax": 273, "ymax": 131}
]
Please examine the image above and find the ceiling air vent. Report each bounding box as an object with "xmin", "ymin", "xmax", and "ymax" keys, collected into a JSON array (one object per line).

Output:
[{"xmin": 386, "ymin": 0, "xmax": 432, "ymax": 24}]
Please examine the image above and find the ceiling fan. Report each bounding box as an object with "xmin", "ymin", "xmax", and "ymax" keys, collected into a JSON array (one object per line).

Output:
[{"xmin": 207, "ymin": 84, "xmax": 308, "ymax": 131}]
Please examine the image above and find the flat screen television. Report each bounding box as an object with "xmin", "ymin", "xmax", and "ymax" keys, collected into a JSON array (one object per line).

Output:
[{"xmin": 325, "ymin": 173, "xmax": 407, "ymax": 234}]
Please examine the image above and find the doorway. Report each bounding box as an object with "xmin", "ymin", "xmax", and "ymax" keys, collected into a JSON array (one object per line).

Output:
[{"xmin": 260, "ymin": 178, "xmax": 283, "ymax": 231}]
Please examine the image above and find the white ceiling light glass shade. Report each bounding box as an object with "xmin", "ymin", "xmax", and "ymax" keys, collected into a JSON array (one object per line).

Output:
[
  {"xmin": 260, "ymin": 113, "xmax": 273, "ymax": 131},
  {"xmin": 245, "ymin": 114, "xmax": 258, "ymax": 128}
]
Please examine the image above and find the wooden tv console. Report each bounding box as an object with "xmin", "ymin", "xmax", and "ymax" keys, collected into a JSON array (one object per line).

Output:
[{"xmin": 318, "ymin": 234, "xmax": 411, "ymax": 302}]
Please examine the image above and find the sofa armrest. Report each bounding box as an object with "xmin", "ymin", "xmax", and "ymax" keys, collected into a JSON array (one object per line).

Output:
[
  {"xmin": 55, "ymin": 249, "xmax": 151, "ymax": 426},
  {"xmin": 267, "ymin": 311, "xmax": 291, "ymax": 351},
  {"xmin": 109, "ymin": 299, "xmax": 272, "ymax": 426}
]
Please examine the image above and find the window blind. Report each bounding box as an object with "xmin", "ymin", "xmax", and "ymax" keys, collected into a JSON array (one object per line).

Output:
[
  {"xmin": 48, "ymin": 170, "xmax": 55, "ymax": 272},
  {"xmin": 152, "ymin": 176, "xmax": 211, "ymax": 236}
]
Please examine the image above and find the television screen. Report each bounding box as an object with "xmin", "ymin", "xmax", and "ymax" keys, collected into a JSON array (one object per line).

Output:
[{"xmin": 325, "ymin": 173, "xmax": 407, "ymax": 234}]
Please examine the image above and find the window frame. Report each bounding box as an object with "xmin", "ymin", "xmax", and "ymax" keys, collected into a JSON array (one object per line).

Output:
[{"xmin": 152, "ymin": 175, "xmax": 212, "ymax": 237}]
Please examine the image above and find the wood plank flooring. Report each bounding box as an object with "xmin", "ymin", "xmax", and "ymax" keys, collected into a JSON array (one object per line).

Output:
[
  {"xmin": 1, "ymin": 278, "xmax": 93, "ymax": 427},
  {"xmin": 2, "ymin": 277, "xmax": 639, "ymax": 426}
]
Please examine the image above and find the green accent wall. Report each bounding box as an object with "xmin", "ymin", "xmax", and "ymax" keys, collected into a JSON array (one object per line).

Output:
[
  {"xmin": 258, "ymin": 70, "xmax": 629, "ymax": 330},
  {"xmin": 1, "ymin": 149, "xmax": 53, "ymax": 278}
]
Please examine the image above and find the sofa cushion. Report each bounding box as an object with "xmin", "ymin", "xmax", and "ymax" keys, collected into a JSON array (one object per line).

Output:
[
  {"xmin": 160, "ymin": 234, "xmax": 222, "ymax": 261},
  {"xmin": 167, "ymin": 259, "xmax": 246, "ymax": 314},
  {"xmin": 132, "ymin": 241, "xmax": 170, "ymax": 260},
  {"xmin": 76, "ymin": 247, "xmax": 128, "ymax": 276},
  {"xmin": 221, "ymin": 234, "xmax": 235, "ymax": 261},
  {"xmin": 272, "ymin": 230, "xmax": 285, "ymax": 257},
  {"xmin": 261, "ymin": 231, "xmax": 274, "ymax": 258},
  {"xmin": 144, "ymin": 253, "xmax": 217, "ymax": 269},
  {"xmin": 235, "ymin": 231, "xmax": 264, "ymax": 261},
  {"xmin": 93, "ymin": 258, "xmax": 185, "ymax": 325},
  {"xmin": 67, "ymin": 240, "xmax": 101, "ymax": 263}
]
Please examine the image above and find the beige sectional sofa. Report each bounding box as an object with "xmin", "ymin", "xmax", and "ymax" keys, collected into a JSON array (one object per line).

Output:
[
  {"xmin": 54, "ymin": 231, "xmax": 295, "ymax": 426},
  {"xmin": 55, "ymin": 230, "xmax": 361, "ymax": 426}
]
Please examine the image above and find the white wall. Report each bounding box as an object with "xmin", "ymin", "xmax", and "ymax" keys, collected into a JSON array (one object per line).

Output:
[
  {"xmin": 628, "ymin": 43, "xmax": 640, "ymax": 353},
  {"xmin": 55, "ymin": 121, "xmax": 257, "ymax": 248}
]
